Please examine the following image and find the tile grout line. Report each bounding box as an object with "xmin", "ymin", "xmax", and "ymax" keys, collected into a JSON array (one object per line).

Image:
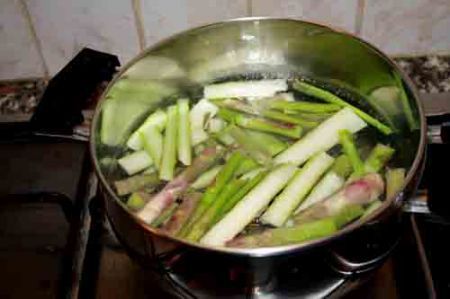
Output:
[
  {"xmin": 17, "ymin": 0, "xmax": 50, "ymax": 79},
  {"xmin": 131, "ymin": 0, "xmax": 146, "ymax": 51},
  {"xmin": 246, "ymin": 0, "xmax": 253, "ymax": 17},
  {"xmin": 354, "ymin": 0, "xmax": 366, "ymax": 36}
]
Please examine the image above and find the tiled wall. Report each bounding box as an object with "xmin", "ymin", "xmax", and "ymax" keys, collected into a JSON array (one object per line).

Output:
[{"xmin": 1, "ymin": 0, "xmax": 449, "ymax": 79}]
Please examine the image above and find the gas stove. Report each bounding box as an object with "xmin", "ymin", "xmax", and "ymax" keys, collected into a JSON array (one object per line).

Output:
[{"xmin": 0, "ymin": 49, "xmax": 449, "ymax": 299}]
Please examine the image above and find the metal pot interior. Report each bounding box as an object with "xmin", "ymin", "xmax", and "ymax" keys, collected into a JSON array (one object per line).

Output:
[{"xmin": 90, "ymin": 18, "xmax": 425, "ymax": 256}]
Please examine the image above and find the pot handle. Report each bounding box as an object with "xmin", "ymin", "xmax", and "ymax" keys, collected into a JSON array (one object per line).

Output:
[
  {"xmin": 327, "ymin": 216, "xmax": 402, "ymax": 276},
  {"xmin": 0, "ymin": 48, "xmax": 119, "ymax": 143}
]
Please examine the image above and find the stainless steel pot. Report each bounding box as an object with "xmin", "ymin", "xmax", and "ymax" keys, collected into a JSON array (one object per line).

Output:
[{"xmin": 89, "ymin": 18, "xmax": 426, "ymax": 273}]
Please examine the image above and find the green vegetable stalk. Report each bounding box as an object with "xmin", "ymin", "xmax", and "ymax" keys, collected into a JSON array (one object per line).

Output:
[
  {"xmin": 227, "ymin": 125, "xmax": 272, "ymax": 164},
  {"xmin": 162, "ymin": 192, "xmax": 202, "ymax": 235},
  {"xmin": 293, "ymin": 80, "xmax": 393, "ymax": 135},
  {"xmin": 228, "ymin": 204, "xmax": 364, "ymax": 248},
  {"xmin": 178, "ymin": 151, "xmax": 245, "ymax": 237},
  {"xmin": 151, "ymin": 202, "xmax": 179, "ymax": 227},
  {"xmin": 218, "ymin": 108, "xmax": 302, "ymax": 139},
  {"xmin": 114, "ymin": 172, "xmax": 160, "ymax": 196},
  {"xmin": 160, "ymin": 105, "xmax": 178, "ymax": 180},
  {"xmin": 177, "ymin": 99, "xmax": 192, "ymax": 165},
  {"xmin": 126, "ymin": 192, "xmax": 151, "ymax": 211},
  {"xmin": 364, "ymin": 144, "xmax": 396, "ymax": 173},
  {"xmin": 191, "ymin": 165, "xmax": 223, "ymax": 190},
  {"xmin": 269, "ymin": 100, "xmax": 341, "ymax": 113},
  {"xmin": 127, "ymin": 109, "xmax": 167, "ymax": 150},
  {"xmin": 140, "ymin": 127, "xmax": 163, "ymax": 169},
  {"xmin": 339, "ymin": 129, "xmax": 364, "ymax": 176},
  {"xmin": 185, "ymin": 178, "xmax": 247, "ymax": 241},
  {"xmin": 386, "ymin": 168, "xmax": 406, "ymax": 199},
  {"xmin": 395, "ymin": 73, "xmax": 419, "ymax": 130}
]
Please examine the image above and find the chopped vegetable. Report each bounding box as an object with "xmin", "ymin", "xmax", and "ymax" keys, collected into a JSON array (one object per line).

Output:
[
  {"xmin": 261, "ymin": 152, "xmax": 334, "ymax": 227},
  {"xmin": 151, "ymin": 202, "xmax": 179, "ymax": 227},
  {"xmin": 228, "ymin": 205, "xmax": 364, "ymax": 248},
  {"xmin": 137, "ymin": 146, "xmax": 223, "ymax": 224},
  {"xmin": 386, "ymin": 168, "xmax": 406, "ymax": 199},
  {"xmin": 293, "ymin": 173, "xmax": 384, "ymax": 225},
  {"xmin": 295, "ymin": 155, "xmax": 352, "ymax": 214},
  {"xmin": 227, "ymin": 125, "xmax": 272, "ymax": 163},
  {"xmin": 275, "ymin": 108, "xmax": 367, "ymax": 166},
  {"xmin": 190, "ymin": 99, "xmax": 218, "ymax": 145},
  {"xmin": 204, "ymin": 79, "xmax": 287, "ymax": 99},
  {"xmin": 127, "ymin": 192, "xmax": 150, "ymax": 211},
  {"xmin": 293, "ymin": 80, "xmax": 393, "ymax": 135},
  {"xmin": 162, "ymin": 192, "xmax": 202, "ymax": 235},
  {"xmin": 200, "ymin": 164, "xmax": 297, "ymax": 247},
  {"xmin": 127, "ymin": 109, "xmax": 167, "ymax": 150},
  {"xmin": 361, "ymin": 200, "xmax": 382, "ymax": 219},
  {"xmin": 177, "ymin": 99, "xmax": 192, "ymax": 165},
  {"xmin": 364, "ymin": 144, "xmax": 395, "ymax": 173},
  {"xmin": 191, "ymin": 165, "xmax": 223, "ymax": 190},
  {"xmin": 339, "ymin": 129, "xmax": 364, "ymax": 176},
  {"xmin": 114, "ymin": 172, "xmax": 160, "ymax": 196},
  {"xmin": 178, "ymin": 151, "xmax": 245, "ymax": 237},
  {"xmin": 139, "ymin": 127, "xmax": 163, "ymax": 169},
  {"xmin": 118, "ymin": 150, "xmax": 153, "ymax": 176},
  {"xmin": 269, "ymin": 100, "xmax": 341, "ymax": 113},
  {"xmin": 185, "ymin": 178, "xmax": 247, "ymax": 241},
  {"xmin": 395, "ymin": 73, "xmax": 419, "ymax": 130},
  {"xmin": 159, "ymin": 105, "xmax": 178, "ymax": 180},
  {"xmin": 216, "ymin": 170, "xmax": 267, "ymax": 220}
]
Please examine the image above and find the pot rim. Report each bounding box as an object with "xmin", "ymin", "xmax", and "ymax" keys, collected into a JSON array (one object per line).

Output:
[{"xmin": 89, "ymin": 17, "xmax": 427, "ymax": 257}]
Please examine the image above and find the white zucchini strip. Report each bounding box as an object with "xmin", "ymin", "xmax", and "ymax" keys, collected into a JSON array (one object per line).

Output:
[
  {"xmin": 190, "ymin": 99, "xmax": 218, "ymax": 145},
  {"xmin": 139, "ymin": 127, "xmax": 163, "ymax": 169},
  {"xmin": 127, "ymin": 110, "xmax": 167, "ymax": 150},
  {"xmin": 295, "ymin": 172, "xmax": 344, "ymax": 214},
  {"xmin": 200, "ymin": 164, "xmax": 297, "ymax": 247},
  {"xmin": 159, "ymin": 105, "xmax": 178, "ymax": 180},
  {"xmin": 118, "ymin": 150, "xmax": 153, "ymax": 176},
  {"xmin": 261, "ymin": 152, "xmax": 334, "ymax": 227},
  {"xmin": 177, "ymin": 99, "xmax": 192, "ymax": 165},
  {"xmin": 274, "ymin": 108, "xmax": 367, "ymax": 166},
  {"xmin": 203, "ymin": 79, "xmax": 287, "ymax": 99}
]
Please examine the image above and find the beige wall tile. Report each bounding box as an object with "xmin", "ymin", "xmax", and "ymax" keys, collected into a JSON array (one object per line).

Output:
[
  {"xmin": 0, "ymin": 0, "xmax": 44, "ymax": 79},
  {"xmin": 25, "ymin": 0, "xmax": 140, "ymax": 75},
  {"xmin": 251, "ymin": 0, "xmax": 359, "ymax": 33},
  {"xmin": 361, "ymin": 0, "xmax": 450, "ymax": 55},
  {"xmin": 141, "ymin": 0, "xmax": 248, "ymax": 47}
]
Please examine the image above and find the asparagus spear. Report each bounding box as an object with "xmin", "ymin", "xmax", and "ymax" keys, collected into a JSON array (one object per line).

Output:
[
  {"xmin": 339, "ymin": 129, "xmax": 364, "ymax": 176},
  {"xmin": 212, "ymin": 98, "xmax": 318, "ymax": 127},
  {"xmin": 151, "ymin": 202, "xmax": 179, "ymax": 227},
  {"xmin": 126, "ymin": 192, "xmax": 152, "ymax": 211},
  {"xmin": 395, "ymin": 73, "xmax": 419, "ymax": 130},
  {"xmin": 118, "ymin": 150, "xmax": 153, "ymax": 176},
  {"xmin": 137, "ymin": 146, "xmax": 223, "ymax": 224},
  {"xmin": 140, "ymin": 127, "xmax": 163, "ymax": 169},
  {"xmin": 162, "ymin": 192, "xmax": 202, "ymax": 235},
  {"xmin": 178, "ymin": 151, "xmax": 245, "ymax": 237},
  {"xmin": 227, "ymin": 125, "xmax": 272, "ymax": 164},
  {"xmin": 361, "ymin": 200, "xmax": 382, "ymax": 219},
  {"xmin": 228, "ymin": 205, "xmax": 364, "ymax": 248},
  {"xmin": 114, "ymin": 172, "xmax": 160, "ymax": 196},
  {"xmin": 204, "ymin": 79, "xmax": 287, "ymax": 99},
  {"xmin": 275, "ymin": 108, "xmax": 367, "ymax": 166},
  {"xmin": 386, "ymin": 168, "xmax": 406, "ymax": 199},
  {"xmin": 269, "ymin": 100, "xmax": 341, "ymax": 113},
  {"xmin": 293, "ymin": 173, "xmax": 384, "ymax": 225},
  {"xmin": 177, "ymin": 99, "xmax": 192, "ymax": 165},
  {"xmin": 261, "ymin": 152, "xmax": 334, "ymax": 227},
  {"xmin": 364, "ymin": 144, "xmax": 395, "ymax": 173},
  {"xmin": 293, "ymin": 80, "xmax": 393, "ymax": 135},
  {"xmin": 127, "ymin": 109, "xmax": 167, "ymax": 150},
  {"xmin": 200, "ymin": 164, "xmax": 297, "ymax": 247},
  {"xmin": 218, "ymin": 108, "xmax": 302, "ymax": 139},
  {"xmin": 185, "ymin": 178, "xmax": 247, "ymax": 241},
  {"xmin": 235, "ymin": 158, "xmax": 259, "ymax": 176},
  {"xmin": 216, "ymin": 170, "xmax": 268, "ymax": 220},
  {"xmin": 295, "ymin": 155, "xmax": 352, "ymax": 214},
  {"xmin": 191, "ymin": 165, "xmax": 223, "ymax": 190},
  {"xmin": 160, "ymin": 105, "xmax": 178, "ymax": 180}
]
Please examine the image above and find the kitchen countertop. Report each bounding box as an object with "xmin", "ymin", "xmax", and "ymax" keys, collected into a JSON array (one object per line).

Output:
[{"xmin": 0, "ymin": 55, "xmax": 449, "ymax": 117}]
